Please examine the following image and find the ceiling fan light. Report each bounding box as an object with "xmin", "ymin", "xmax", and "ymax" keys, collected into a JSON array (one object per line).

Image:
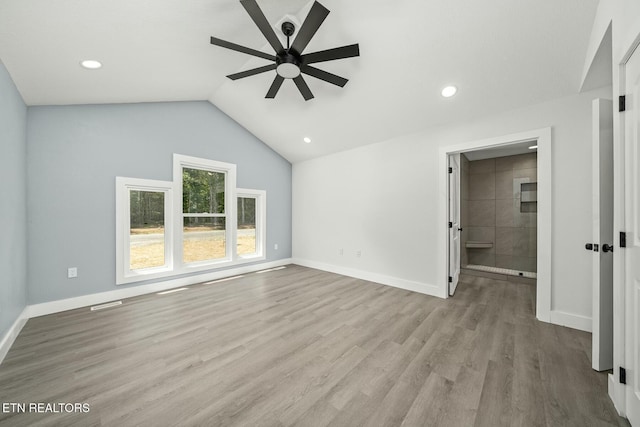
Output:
[
  {"xmin": 276, "ymin": 63, "xmax": 301, "ymax": 79},
  {"xmin": 441, "ymin": 85, "xmax": 457, "ymax": 98}
]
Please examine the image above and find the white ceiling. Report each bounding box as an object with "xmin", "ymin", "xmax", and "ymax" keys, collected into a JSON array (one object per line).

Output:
[{"xmin": 0, "ymin": 0, "xmax": 599, "ymax": 163}]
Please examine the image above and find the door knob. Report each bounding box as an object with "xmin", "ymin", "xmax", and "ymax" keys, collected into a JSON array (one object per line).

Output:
[
  {"xmin": 585, "ymin": 243, "xmax": 593, "ymax": 250},
  {"xmin": 603, "ymin": 244, "xmax": 614, "ymax": 253},
  {"xmin": 458, "ymin": 228, "xmax": 463, "ymax": 231}
]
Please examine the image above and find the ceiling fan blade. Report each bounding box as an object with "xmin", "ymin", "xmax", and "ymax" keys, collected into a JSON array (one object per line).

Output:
[
  {"xmin": 210, "ymin": 37, "xmax": 275, "ymax": 61},
  {"xmin": 240, "ymin": 0, "xmax": 285, "ymax": 54},
  {"xmin": 290, "ymin": 1, "xmax": 330, "ymax": 54},
  {"xmin": 301, "ymin": 65, "xmax": 348, "ymax": 87},
  {"xmin": 227, "ymin": 64, "xmax": 276, "ymax": 80},
  {"xmin": 265, "ymin": 75, "xmax": 285, "ymax": 98},
  {"xmin": 302, "ymin": 43, "xmax": 360, "ymax": 65},
  {"xmin": 293, "ymin": 75, "xmax": 314, "ymax": 101}
]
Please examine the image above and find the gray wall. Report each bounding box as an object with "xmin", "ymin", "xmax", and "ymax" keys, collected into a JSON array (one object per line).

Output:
[
  {"xmin": 467, "ymin": 153, "xmax": 538, "ymax": 272},
  {"xmin": 0, "ymin": 60, "xmax": 28, "ymax": 337},
  {"xmin": 27, "ymin": 101, "xmax": 292, "ymax": 304}
]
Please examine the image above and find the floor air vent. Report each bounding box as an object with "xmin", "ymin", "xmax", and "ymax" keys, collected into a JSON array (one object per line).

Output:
[
  {"xmin": 90, "ymin": 301, "xmax": 123, "ymax": 311},
  {"xmin": 255, "ymin": 266, "xmax": 287, "ymax": 274},
  {"xmin": 157, "ymin": 287, "xmax": 188, "ymax": 295},
  {"xmin": 204, "ymin": 275, "xmax": 245, "ymax": 285}
]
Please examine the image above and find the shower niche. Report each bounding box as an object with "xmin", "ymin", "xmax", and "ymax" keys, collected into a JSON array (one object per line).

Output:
[{"xmin": 520, "ymin": 182, "xmax": 537, "ymax": 212}]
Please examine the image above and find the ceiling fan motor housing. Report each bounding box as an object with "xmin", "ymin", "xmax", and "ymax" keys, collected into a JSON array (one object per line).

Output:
[
  {"xmin": 276, "ymin": 52, "xmax": 301, "ymax": 78},
  {"xmin": 276, "ymin": 22, "xmax": 301, "ymax": 78}
]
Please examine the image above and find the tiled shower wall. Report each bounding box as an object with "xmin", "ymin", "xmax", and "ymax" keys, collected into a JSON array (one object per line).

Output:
[{"xmin": 464, "ymin": 153, "xmax": 537, "ymax": 272}]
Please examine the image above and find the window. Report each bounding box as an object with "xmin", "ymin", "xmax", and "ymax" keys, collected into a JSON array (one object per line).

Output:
[
  {"xmin": 237, "ymin": 189, "xmax": 266, "ymax": 259},
  {"xmin": 130, "ymin": 190, "xmax": 166, "ymax": 270},
  {"xmin": 116, "ymin": 155, "xmax": 266, "ymax": 284},
  {"xmin": 174, "ymin": 154, "xmax": 236, "ymax": 270},
  {"xmin": 182, "ymin": 168, "xmax": 227, "ymax": 263},
  {"xmin": 116, "ymin": 177, "xmax": 173, "ymax": 284}
]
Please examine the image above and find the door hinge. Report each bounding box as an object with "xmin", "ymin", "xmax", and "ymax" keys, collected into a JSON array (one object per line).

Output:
[
  {"xmin": 620, "ymin": 367, "xmax": 627, "ymax": 384},
  {"xmin": 620, "ymin": 231, "xmax": 627, "ymax": 248},
  {"xmin": 448, "ymin": 167, "xmax": 453, "ymax": 173},
  {"xmin": 448, "ymin": 276, "xmax": 453, "ymax": 283},
  {"xmin": 619, "ymin": 95, "xmax": 626, "ymax": 112},
  {"xmin": 449, "ymin": 222, "xmax": 453, "ymax": 228}
]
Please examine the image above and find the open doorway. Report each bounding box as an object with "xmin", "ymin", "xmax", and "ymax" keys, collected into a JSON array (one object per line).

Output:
[
  {"xmin": 439, "ymin": 128, "xmax": 552, "ymax": 322},
  {"xmin": 457, "ymin": 145, "xmax": 538, "ymax": 285}
]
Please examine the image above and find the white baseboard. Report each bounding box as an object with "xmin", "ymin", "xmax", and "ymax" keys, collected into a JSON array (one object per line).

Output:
[
  {"xmin": 292, "ymin": 258, "xmax": 446, "ymax": 298},
  {"xmin": 27, "ymin": 258, "xmax": 293, "ymax": 318},
  {"xmin": 0, "ymin": 307, "xmax": 30, "ymax": 365},
  {"xmin": 549, "ymin": 310, "xmax": 592, "ymax": 332}
]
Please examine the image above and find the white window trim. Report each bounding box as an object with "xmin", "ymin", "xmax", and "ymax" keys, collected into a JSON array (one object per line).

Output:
[
  {"xmin": 236, "ymin": 188, "xmax": 267, "ymax": 261},
  {"xmin": 173, "ymin": 154, "xmax": 237, "ymax": 274},
  {"xmin": 116, "ymin": 177, "xmax": 174, "ymax": 285},
  {"xmin": 116, "ymin": 156, "xmax": 269, "ymax": 285}
]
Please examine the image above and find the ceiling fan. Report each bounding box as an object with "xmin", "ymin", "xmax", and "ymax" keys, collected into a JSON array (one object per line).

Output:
[{"xmin": 210, "ymin": 0, "xmax": 360, "ymax": 101}]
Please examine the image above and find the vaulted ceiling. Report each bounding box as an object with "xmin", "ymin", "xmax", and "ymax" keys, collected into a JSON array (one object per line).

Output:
[{"xmin": 0, "ymin": 0, "xmax": 599, "ymax": 162}]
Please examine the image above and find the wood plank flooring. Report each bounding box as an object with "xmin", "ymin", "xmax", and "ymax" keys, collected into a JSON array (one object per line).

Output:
[{"xmin": 0, "ymin": 265, "xmax": 630, "ymax": 426}]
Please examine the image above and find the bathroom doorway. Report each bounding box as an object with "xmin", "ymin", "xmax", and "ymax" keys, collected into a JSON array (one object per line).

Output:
[
  {"xmin": 459, "ymin": 146, "xmax": 538, "ymax": 282},
  {"xmin": 440, "ymin": 128, "xmax": 552, "ymax": 321}
]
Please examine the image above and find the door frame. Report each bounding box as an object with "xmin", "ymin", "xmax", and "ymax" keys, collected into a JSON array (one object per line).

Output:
[
  {"xmin": 438, "ymin": 127, "xmax": 552, "ymax": 322},
  {"xmin": 609, "ymin": 30, "xmax": 640, "ymax": 419}
]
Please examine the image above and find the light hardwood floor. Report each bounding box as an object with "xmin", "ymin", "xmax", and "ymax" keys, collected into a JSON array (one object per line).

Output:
[{"xmin": 0, "ymin": 265, "xmax": 630, "ymax": 426}]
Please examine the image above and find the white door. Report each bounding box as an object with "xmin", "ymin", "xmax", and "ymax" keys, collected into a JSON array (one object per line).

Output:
[
  {"xmin": 592, "ymin": 98, "xmax": 614, "ymax": 371},
  {"xmin": 624, "ymin": 41, "xmax": 640, "ymax": 425},
  {"xmin": 449, "ymin": 154, "xmax": 461, "ymax": 296}
]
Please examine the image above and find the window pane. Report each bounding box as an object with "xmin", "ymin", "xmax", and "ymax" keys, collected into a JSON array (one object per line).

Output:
[
  {"xmin": 129, "ymin": 190, "xmax": 165, "ymax": 270},
  {"xmin": 237, "ymin": 197, "xmax": 257, "ymax": 255},
  {"xmin": 183, "ymin": 168, "xmax": 225, "ymax": 214},
  {"xmin": 183, "ymin": 217, "xmax": 226, "ymax": 263}
]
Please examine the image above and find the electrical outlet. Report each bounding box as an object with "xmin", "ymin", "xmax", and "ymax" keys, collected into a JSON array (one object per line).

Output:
[
  {"xmin": 338, "ymin": 248, "xmax": 343, "ymax": 256},
  {"xmin": 67, "ymin": 267, "xmax": 78, "ymax": 278},
  {"xmin": 274, "ymin": 243, "xmax": 278, "ymax": 250}
]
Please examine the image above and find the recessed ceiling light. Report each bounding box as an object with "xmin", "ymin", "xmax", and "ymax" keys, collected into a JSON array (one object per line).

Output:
[
  {"xmin": 529, "ymin": 145, "xmax": 538, "ymax": 150},
  {"xmin": 303, "ymin": 137, "xmax": 311, "ymax": 143},
  {"xmin": 80, "ymin": 60, "xmax": 102, "ymax": 70},
  {"xmin": 441, "ymin": 85, "xmax": 457, "ymax": 98}
]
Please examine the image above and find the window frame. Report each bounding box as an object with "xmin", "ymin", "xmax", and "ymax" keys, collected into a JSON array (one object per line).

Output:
[
  {"xmin": 236, "ymin": 188, "xmax": 267, "ymax": 260},
  {"xmin": 173, "ymin": 154, "xmax": 237, "ymax": 273},
  {"xmin": 115, "ymin": 155, "xmax": 268, "ymax": 285},
  {"xmin": 115, "ymin": 177, "xmax": 174, "ymax": 285}
]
